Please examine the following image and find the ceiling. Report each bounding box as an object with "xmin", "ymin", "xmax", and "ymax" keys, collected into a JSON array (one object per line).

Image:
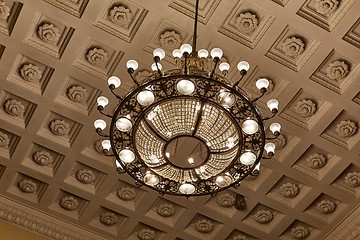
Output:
[{"xmin": 0, "ymin": 0, "xmax": 360, "ymax": 239}]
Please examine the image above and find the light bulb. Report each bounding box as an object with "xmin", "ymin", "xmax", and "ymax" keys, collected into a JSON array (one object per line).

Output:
[
  {"xmin": 101, "ymin": 140, "xmax": 111, "ymax": 151},
  {"xmin": 151, "ymin": 63, "xmax": 162, "ymax": 71},
  {"xmin": 215, "ymin": 175, "xmax": 231, "ymax": 187},
  {"xmin": 176, "ymin": 79, "xmax": 195, "ymax": 95},
  {"xmin": 119, "ymin": 149, "xmax": 135, "ymax": 163},
  {"xmin": 198, "ymin": 49, "xmax": 208, "ymax": 58},
  {"xmin": 218, "ymin": 91, "xmax": 235, "ymax": 107},
  {"xmin": 126, "ymin": 60, "xmax": 138, "ymax": 70},
  {"xmin": 116, "ymin": 117, "xmax": 132, "ymax": 132},
  {"xmin": 237, "ymin": 61, "xmax": 250, "ymax": 72},
  {"xmin": 267, "ymin": 99, "xmax": 279, "ymax": 111},
  {"xmin": 180, "ymin": 44, "xmax": 192, "ymax": 54},
  {"xmin": 255, "ymin": 78, "xmax": 269, "ymax": 90},
  {"xmin": 242, "ymin": 119, "xmax": 259, "ymax": 135},
  {"xmin": 269, "ymin": 123, "xmax": 281, "ymax": 135},
  {"xmin": 115, "ymin": 160, "xmax": 122, "ymax": 168},
  {"xmin": 153, "ymin": 48, "xmax": 165, "ymax": 60},
  {"xmin": 144, "ymin": 172, "xmax": 160, "ymax": 186},
  {"xmin": 172, "ymin": 49, "xmax": 182, "ymax": 58},
  {"xmin": 137, "ymin": 90, "xmax": 155, "ymax": 106},
  {"xmin": 210, "ymin": 48, "xmax": 223, "ymax": 59},
  {"xmin": 219, "ymin": 62, "xmax": 230, "ymax": 71},
  {"xmin": 107, "ymin": 76, "xmax": 121, "ymax": 88},
  {"xmin": 265, "ymin": 143, "xmax": 276, "ymax": 155},
  {"xmin": 94, "ymin": 119, "xmax": 106, "ymax": 130},
  {"xmin": 97, "ymin": 96, "xmax": 109, "ymax": 107},
  {"xmin": 240, "ymin": 151, "xmax": 256, "ymax": 165},
  {"xmin": 179, "ymin": 183, "xmax": 195, "ymax": 194},
  {"xmin": 188, "ymin": 157, "xmax": 194, "ymax": 164}
]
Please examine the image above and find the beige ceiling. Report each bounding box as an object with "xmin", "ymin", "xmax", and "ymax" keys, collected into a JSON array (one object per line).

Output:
[{"xmin": 0, "ymin": 0, "xmax": 360, "ymax": 239}]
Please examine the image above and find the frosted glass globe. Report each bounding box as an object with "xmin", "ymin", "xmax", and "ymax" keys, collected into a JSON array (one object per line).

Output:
[
  {"xmin": 94, "ymin": 119, "xmax": 106, "ymax": 130},
  {"xmin": 119, "ymin": 149, "xmax": 135, "ymax": 163},
  {"xmin": 97, "ymin": 96, "xmax": 109, "ymax": 107},
  {"xmin": 242, "ymin": 119, "xmax": 259, "ymax": 134},
  {"xmin": 219, "ymin": 62, "xmax": 230, "ymax": 71},
  {"xmin": 198, "ymin": 49, "xmax": 208, "ymax": 58},
  {"xmin": 107, "ymin": 76, "xmax": 121, "ymax": 88},
  {"xmin": 101, "ymin": 140, "xmax": 111, "ymax": 151},
  {"xmin": 137, "ymin": 90, "xmax": 155, "ymax": 106},
  {"xmin": 180, "ymin": 44, "xmax": 192, "ymax": 54},
  {"xmin": 144, "ymin": 172, "xmax": 160, "ymax": 186},
  {"xmin": 126, "ymin": 60, "xmax": 138, "ymax": 70},
  {"xmin": 255, "ymin": 78, "xmax": 269, "ymax": 90},
  {"xmin": 172, "ymin": 49, "xmax": 182, "ymax": 58},
  {"xmin": 265, "ymin": 143, "xmax": 276, "ymax": 154},
  {"xmin": 210, "ymin": 48, "xmax": 223, "ymax": 59},
  {"xmin": 116, "ymin": 118, "xmax": 132, "ymax": 132},
  {"xmin": 237, "ymin": 61, "xmax": 250, "ymax": 71},
  {"xmin": 153, "ymin": 48, "xmax": 165, "ymax": 60},
  {"xmin": 177, "ymin": 80, "xmax": 195, "ymax": 95},
  {"xmin": 179, "ymin": 183, "xmax": 195, "ymax": 194},
  {"xmin": 240, "ymin": 151, "xmax": 256, "ymax": 165}
]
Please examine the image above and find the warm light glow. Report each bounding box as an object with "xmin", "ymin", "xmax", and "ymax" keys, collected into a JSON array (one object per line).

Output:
[
  {"xmin": 97, "ymin": 96, "xmax": 109, "ymax": 107},
  {"xmin": 151, "ymin": 63, "xmax": 162, "ymax": 71},
  {"xmin": 119, "ymin": 149, "xmax": 135, "ymax": 163},
  {"xmin": 177, "ymin": 80, "xmax": 195, "ymax": 95},
  {"xmin": 94, "ymin": 119, "xmax": 106, "ymax": 130},
  {"xmin": 172, "ymin": 49, "xmax": 182, "ymax": 58},
  {"xmin": 116, "ymin": 117, "xmax": 132, "ymax": 132},
  {"xmin": 242, "ymin": 119, "xmax": 259, "ymax": 135},
  {"xmin": 101, "ymin": 140, "xmax": 111, "ymax": 151},
  {"xmin": 237, "ymin": 61, "xmax": 250, "ymax": 72},
  {"xmin": 218, "ymin": 91, "xmax": 235, "ymax": 107},
  {"xmin": 108, "ymin": 76, "xmax": 121, "ymax": 88},
  {"xmin": 210, "ymin": 48, "xmax": 223, "ymax": 59},
  {"xmin": 265, "ymin": 143, "xmax": 276, "ymax": 155},
  {"xmin": 180, "ymin": 44, "xmax": 192, "ymax": 54},
  {"xmin": 188, "ymin": 157, "xmax": 194, "ymax": 164},
  {"xmin": 240, "ymin": 151, "xmax": 256, "ymax": 165},
  {"xmin": 219, "ymin": 62, "xmax": 230, "ymax": 71},
  {"xmin": 256, "ymin": 78, "xmax": 269, "ymax": 90},
  {"xmin": 115, "ymin": 160, "xmax": 122, "ymax": 168},
  {"xmin": 179, "ymin": 183, "xmax": 196, "ymax": 194},
  {"xmin": 153, "ymin": 48, "xmax": 165, "ymax": 60},
  {"xmin": 215, "ymin": 175, "xmax": 231, "ymax": 187},
  {"xmin": 267, "ymin": 99, "xmax": 279, "ymax": 111},
  {"xmin": 269, "ymin": 123, "xmax": 281, "ymax": 134},
  {"xmin": 198, "ymin": 49, "xmax": 208, "ymax": 58},
  {"xmin": 144, "ymin": 172, "xmax": 160, "ymax": 186},
  {"xmin": 137, "ymin": 90, "xmax": 155, "ymax": 106},
  {"xmin": 126, "ymin": 60, "xmax": 139, "ymax": 70}
]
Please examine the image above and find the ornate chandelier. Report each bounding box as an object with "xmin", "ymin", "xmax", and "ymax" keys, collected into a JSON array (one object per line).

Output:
[{"xmin": 94, "ymin": 0, "xmax": 281, "ymax": 196}]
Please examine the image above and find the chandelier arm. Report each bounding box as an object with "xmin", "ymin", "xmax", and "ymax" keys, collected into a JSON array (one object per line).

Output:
[
  {"xmin": 265, "ymin": 134, "xmax": 279, "ymax": 140},
  {"xmin": 155, "ymin": 62, "xmax": 163, "ymax": 76},
  {"xmin": 127, "ymin": 68, "xmax": 140, "ymax": 86},
  {"xmin": 262, "ymin": 110, "xmax": 278, "ymax": 121},
  {"xmin": 233, "ymin": 73, "xmax": 246, "ymax": 87},
  {"xmin": 184, "ymin": 53, "xmax": 189, "ymax": 74},
  {"xmin": 191, "ymin": 0, "xmax": 200, "ymax": 56},
  {"xmin": 210, "ymin": 58, "xmax": 220, "ymax": 78},
  {"xmin": 251, "ymin": 89, "xmax": 267, "ymax": 103},
  {"xmin": 110, "ymin": 88, "xmax": 123, "ymax": 100},
  {"xmin": 97, "ymin": 106, "xmax": 113, "ymax": 118},
  {"xmin": 102, "ymin": 149, "xmax": 114, "ymax": 157},
  {"xmin": 96, "ymin": 128, "xmax": 109, "ymax": 137}
]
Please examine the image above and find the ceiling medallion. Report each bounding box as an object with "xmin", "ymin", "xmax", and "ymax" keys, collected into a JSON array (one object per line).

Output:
[{"xmin": 94, "ymin": 0, "xmax": 281, "ymax": 196}]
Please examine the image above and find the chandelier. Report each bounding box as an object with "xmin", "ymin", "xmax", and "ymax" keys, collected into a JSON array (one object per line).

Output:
[{"xmin": 94, "ymin": 0, "xmax": 281, "ymax": 196}]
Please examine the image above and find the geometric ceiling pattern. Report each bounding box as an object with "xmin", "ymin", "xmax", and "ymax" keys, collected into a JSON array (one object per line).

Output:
[{"xmin": 0, "ymin": 0, "xmax": 360, "ymax": 239}]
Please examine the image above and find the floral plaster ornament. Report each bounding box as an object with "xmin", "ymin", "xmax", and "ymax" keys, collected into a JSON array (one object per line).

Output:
[
  {"xmin": 100, "ymin": 212, "xmax": 118, "ymax": 226},
  {"xmin": 0, "ymin": 1, "xmax": 10, "ymax": 20},
  {"xmin": 344, "ymin": 172, "xmax": 360, "ymax": 187},
  {"xmin": 20, "ymin": 64, "xmax": 42, "ymax": 82},
  {"xmin": 60, "ymin": 196, "xmax": 79, "ymax": 211},
  {"xmin": 216, "ymin": 193, "xmax": 235, "ymax": 207},
  {"xmin": 160, "ymin": 30, "xmax": 182, "ymax": 49},
  {"xmin": 335, "ymin": 120, "xmax": 357, "ymax": 138},
  {"xmin": 37, "ymin": 23, "xmax": 61, "ymax": 44},
  {"xmin": 233, "ymin": 235, "xmax": 248, "ymax": 240},
  {"xmin": 235, "ymin": 12, "xmax": 259, "ymax": 34},
  {"xmin": 314, "ymin": 0, "xmax": 339, "ymax": 16},
  {"xmin": 33, "ymin": 151, "xmax": 53, "ymax": 166},
  {"xmin": 76, "ymin": 169, "xmax": 96, "ymax": 184},
  {"xmin": 254, "ymin": 210, "xmax": 273, "ymax": 224},
  {"xmin": 117, "ymin": 187, "xmax": 136, "ymax": 201},
  {"xmin": 316, "ymin": 200, "xmax": 336, "ymax": 214},
  {"xmin": 108, "ymin": 5, "xmax": 132, "ymax": 26},
  {"xmin": 195, "ymin": 219, "xmax": 214, "ymax": 233},
  {"xmin": 18, "ymin": 179, "xmax": 37, "ymax": 193},
  {"xmin": 294, "ymin": 99, "xmax": 317, "ymax": 117},
  {"xmin": 273, "ymin": 134, "xmax": 287, "ymax": 150},
  {"xmin": 49, "ymin": 119, "xmax": 70, "ymax": 136},
  {"xmin": 137, "ymin": 228, "xmax": 156, "ymax": 240},
  {"xmin": 306, "ymin": 153, "xmax": 327, "ymax": 169},
  {"xmin": 326, "ymin": 61, "xmax": 349, "ymax": 80},
  {"xmin": 281, "ymin": 37, "xmax": 305, "ymax": 57},
  {"xmin": 135, "ymin": 70, "xmax": 151, "ymax": 83},
  {"xmin": 156, "ymin": 203, "xmax": 175, "ymax": 217},
  {"xmin": 67, "ymin": 85, "xmax": 89, "ymax": 103},
  {"xmin": 279, "ymin": 182, "xmax": 299, "ymax": 198},
  {"xmin": 4, "ymin": 99, "xmax": 25, "ymax": 117},
  {"xmin": 86, "ymin": 48, "xmax": 108, "ymax": 66},
  {"xmin": 291, "ymin": 225, "xmax": 310, "ymax": 239},
  {"xmin": 0, "ymin": 131, "xmax": 10, "ymax": 148}
]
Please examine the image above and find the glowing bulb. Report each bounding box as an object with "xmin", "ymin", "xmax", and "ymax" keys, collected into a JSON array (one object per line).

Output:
[
  {"xmin": 119, "ymin": 149, "xmax": 135, "ymax": 163},
  {"xmin": 137, "ymin": 90, "xmax": 155, "ymax": 106},
  {"xmin": 153, "ymin": 48, "xmax": 165, "ymax": 60},
  {"xmin": 265, "ymin": 143, "xmax": 276, "ymax": 155},
  {"xmin": 97, "ymin": 96, "xmax": 109, "ymax": 107},
  {"xmin": 240, "ymin": 151, "xmax": 256, "ymax": 165},
  {"xmin": 116, "ymin": 118, "xmax": 132, "ymax": 132},
  {"xmin": 270, "ymin": 123, "xmax": 281, "ymax": 135},
  {"xmin": 218, "ymin": 91, "xmax": 235, "ymax": 107},
  {"xmin": 210, "ymin": 48, "xmax": 223, "ymax": 59},
  {"xmin": 219, "ymin": 62, "xmax": 230, "ymax": 71},
  {"xmin": 179, "ymin": 183, "xmax": 195, "ymax": 194},
  {"xmin": 198, "ymin": 49, "xmax": 208, "ymax": 58},
  {"xmin": 242, "ymin": 119, "xmax": 259, "ymax": 135},
  {"xmin": 94, "ymin": 119, "xmax": 106, "ymax": 130},
  {"xmin": 101, "ymin": 140, "xmax": 111, "ymax": 151},
  {"xmin": 237, "ymin": 61, "xmax": 250, "ymax": 72},
  {"xmin": 151, "ymin": 63, "xmax": 162, "ymax": 71},
  {"xmin": 176, "ymin": 80, "xmax": 195, "ymax": 95},
  {"xmin": 256, "ymin": 78, "xmax": 269, "ymax": 90},
  {"xmin": 188, "ymin": 158, "xmax": 194, "ymax": 164},
  {"xmin": 126, "ymin": 60, "xmax": 138, "ymax": 70},
  {"xmin": 180, "ymin": 44, "xmax": 192, "ymax": 54},
  {"xmin": 215, "ymin": 175, "xmax": 231, "ymax": 187},
  {"xmin": 172, "ymin": 49, "xmax": 182, "ymax": 58},
  {"xmin": 267, "ymin": 99, "xmax": 279, "ymax": 111},
  {"xmin": 144, "ymin": 172, "xmax": 160, "ymax": 186},
  {"xmin": 107, "ymin": 76, "xmax": 121, "ymax": 88}
]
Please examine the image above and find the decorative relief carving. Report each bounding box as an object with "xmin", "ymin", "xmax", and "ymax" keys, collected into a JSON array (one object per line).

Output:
[
  {"xmin": 233, "ymin": 235, "xmax": 248, "ymax": 240},
  {"xmin": 216, "ymin": 193, "xmax": 235, "ymax": 207},
  {"xmin": 76, "ymin": 169, "xmax": 96, "ymax": 184},
  {"xmin": 18, "ymin": 179, "xmax": 37, "ymax": 193},
  {"xmin": 0, "ymin": 1, "xmax": 10, "ymax": 20},
  {"xmin": 49, "ymin": 119, "xmax": 70, "ymax": 136},
  {"xmin": 33, "ymin": 151, "xmax": 53, "ymax": 166},
  {"xmin": 316, "ymin": 200, "xmax": 336, "ymax": 214},
  {"xmin": 108, "ymin": 5, "xmax": 132, "ymax": 26},
  {"xmin": 273, "ymin": 134, "xmax": 287, "ymax": 149},
  {"xmin": 37, "ymin": 23, "xmax": 61, "ymax": 44},
  {"xmin": 291, "ymin": 225, "xmax": 310, "ymax": 239},
  {"xmin": 135, "ymin": 70, "xmax": 151, "ymax": 83},
  {"xmin": 159, "ymin": 30, "xmax": 182, "ymax": 49},
  {"xmin": 4, "ymin": 99, "xmax": 25, "ymax": 117},
  {"xmin": 254, "ymin": 210, "xmax": 273, "ymax": 223},
  {"xmin": 326, "ymin": 61, "xmax": 349, "ymax": 80},
  {"xmin": 137, "ymin": 228, "xmax": 156, "ymax": 240},
  {"xmin": 281, "ymin": 37, "xmax": 305, "ymax": 57},
  {"xmin": 294, "ymin": 99, "xmax": 317, "ymax": 117},
  {"xmin": 60, "ymin": 196, "xmax": 79, "ymax": 211},
  {"xmin": 94, "ymin": 140, "xmax": 104, "ymax": 154},
  {"xmin": 100, "ymin": 212, "xmax": 118, "ymax": 226},
  {"xmin": 335, "ymin": 120, "xmax": 357, "ymax": 138},
  {"xmin": 306, "ymin": 153, "xmax": 327, "ymax": 169},
  {"xmin": 0, "ymin": 131, "xmax": 10, "ymax": 148},
  {"xmin": 117, "ymin": 187, "xmax": 136, "ymax": 201},
  {"xmin": 235, "ymin": 12, "xmax": 259, "ymax": 34},
  {"xmin": 156, "ymin": 203, "xmax": 175, "ymax": 217},
  {"xmin": 279, "ymin": 183, "xmax": 299, "ymax": 198},
  {"xmin": 195, "ymin": 219, "xmax": 214, "ymax": 233},
  {"xmin": 86, "ymin": 48, "xmax": 108, "ymax": 66},
  {"xmin": 20, "ymin": 64, "xmax": 43, "ymax": 82},
  {"xmin": 67, "ymin": 85, "xmax": 89, "ymax": 103},
  {"xmin": 313, "ymin": 0, "xmax": 339, "ymax": 16},
  {"xmin": 345, "ymin": 172, "xmax": 360, "ymax": 187}
]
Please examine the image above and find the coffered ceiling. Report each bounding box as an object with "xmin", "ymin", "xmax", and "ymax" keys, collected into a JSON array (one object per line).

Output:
[{"xmin": 0, "ymin": 0, "xmax": 360, "ymax": 239}]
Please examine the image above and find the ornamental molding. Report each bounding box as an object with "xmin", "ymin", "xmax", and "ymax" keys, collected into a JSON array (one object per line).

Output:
[
  {"xmin": 344, "ymin": 172, "xmax": 360, "ymax": 187},
  {"xmin": 18, "ymin": 179, "xmax": 37, "ymax": 193},
  {"xmin": 281, "ymin": 37, "xmax": 305, "ymax": 58},
  {"xmin": 306, "ymin": 153, "xmax": 327, "ymax": 169},
  {"xmin": 37, "ymin": 23, "xmax": 61, "ymax": 44},
  {"xmin": 0, "ymin": 1, "xmax": 10, "ymax": 20},
  {"xmin": 108, "ymin": 5, "xmax": 132, "ymax": 26},
  {"xmin": 279, "ymin": 182, "xmax": 299, "ymax": 198},
  {"xmin": 4, "ymin": 99, "xmax": 25, "ymax": 117},
  {"xmin": 217, "ymin": 193, "xmax": 235, "ymax": 207},
  {"xmin": 60, "ymin": 196, "xmax": 79, "ymax": 211},
  {"xmin": 33, "ymin": 150, "xmax": 54, "ymax": 166},
  {"xmin": 49, "ymin": 119, "xmax": 70, "ymax": 136},
  {"xmin": 20, "ymin": 64, "xmax": 43, "ymax": 82},
  {"xmin": 76, "ymin": 169, "xmax": 96, "ymax": 184},
  {"xmin": 326, "ymin": 61, "xmax": 349, "ymax": 80},
  {"xmin": 0, "ymin": 196, "xmax": 106, "ymax": 240},
  {"xmin": 294, "ymin": 99, "xmax": 317, "ymax": 117},
  {"xmin": 335, "ymin": 120, "xmax": 357, "ymax": 138},
  {"xmin": 159, "ymin": 30, "xmax": 182, "ymax": 49},
  {"xmin": 156, "ymin": 203, "xmax": 175, "ymax": 217},
  {"xmin": 67, "ymin": 85, "xmax": 89, "ymax": 103},
  {"xmin": 235, "ymin": 12, "xmax": 259, "ymax": 34},
  {"xmin": 100, "ymin": 212, "xmax": 118, "ymax": 226},
  {"xmin": 195, "ymin": 219, "xmax": 214, "ymax": 233},
  {"xmin": 0, "ymin": 131, "xmax": 10, "ymax": 148},
  {"xmin": 316, "ymin": 200, "xmax": 336, "ymax": 214},
  {"xmin": 291, "ymin": 225, "xmax": 310, "ymax": 239},
  {"xmin": 254, "ymin": 210, "xmax": 274, "ymax": 223},
  {"xmin": 137, "ymin": 228, "xmax": 156, "ymax": 240},
  {"xmin": 313, "ymin": 0, "xmax": 339, "ymax": 16},
  {"xmin": 86, "ymin": 47, "xmax": 109, "ymax": 66}
]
